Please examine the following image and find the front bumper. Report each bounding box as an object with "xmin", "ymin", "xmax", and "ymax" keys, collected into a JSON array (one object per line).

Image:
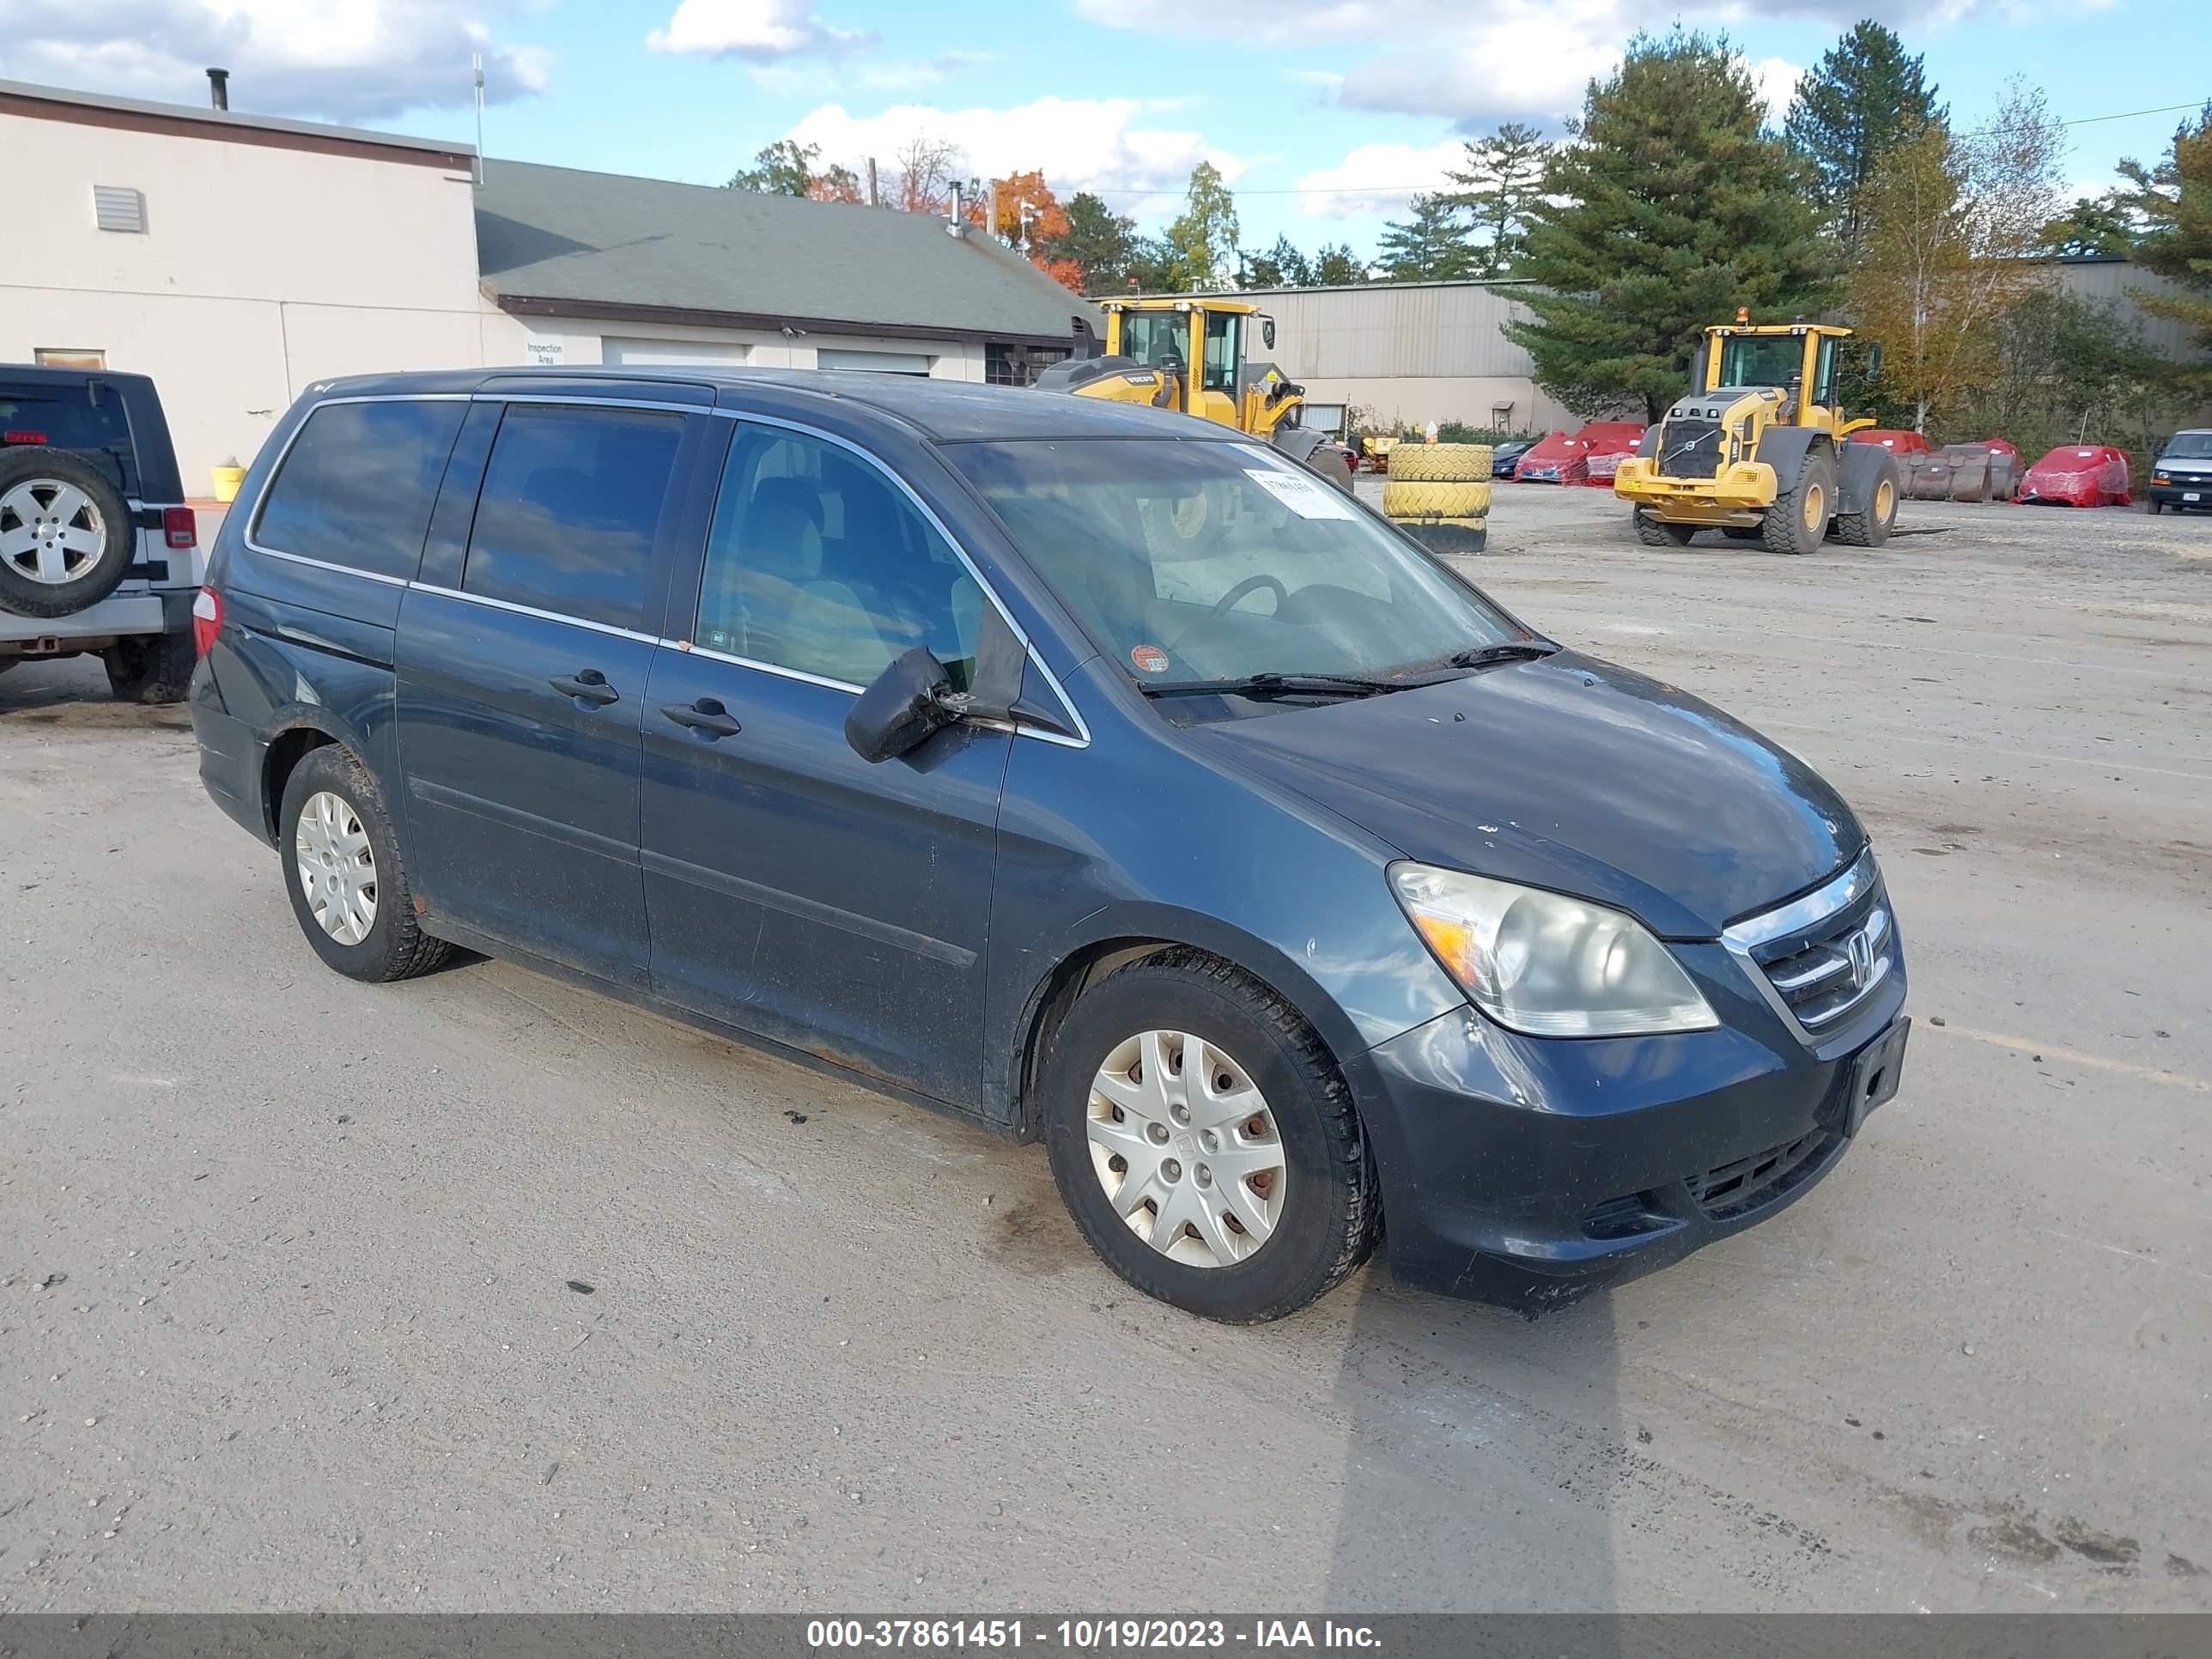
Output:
[
  {"xmin": 1613, "ymin": 456, "xmax": 1778, "ymax": 513},
  {"xmin": 1344, "ymin": 943, "xmax": 1906, "ymax": 1313},
  {"xmin": 2148, "ymin": 479, "xmax": 2212, "ymax": 506}
]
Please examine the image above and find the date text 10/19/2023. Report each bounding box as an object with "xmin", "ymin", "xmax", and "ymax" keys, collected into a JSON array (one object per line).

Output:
[{"xmin": 805, "ymin": 1620, "xmax": 1383, "ymax": 1650}]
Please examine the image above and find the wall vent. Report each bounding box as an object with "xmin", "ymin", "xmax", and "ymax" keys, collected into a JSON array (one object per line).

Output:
[{"xmin": 93, "ymin": 185, "xmax": 147, "ymax": 234}]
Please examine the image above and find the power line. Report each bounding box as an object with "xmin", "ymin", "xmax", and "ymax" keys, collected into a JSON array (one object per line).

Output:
[{"xmin": 1073, "ymin": 98, "xmax": 2207, "ymax": 200}]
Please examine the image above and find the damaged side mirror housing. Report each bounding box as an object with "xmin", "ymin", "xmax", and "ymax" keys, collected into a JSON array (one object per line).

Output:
[{"xmin": 844, "ymin": 646, "xmax": 963, "ymax": 764}]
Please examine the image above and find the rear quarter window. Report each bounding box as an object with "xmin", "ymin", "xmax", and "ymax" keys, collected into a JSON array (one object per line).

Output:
[
  {"xmin": 461, "ymin": 404, "xmax": 684, "ymax": 631},
  {"xmin": 253, "ymin": 398, "xmax": 468, "ymax": 580},
  {"xmin": 0, "ymin": 379, "xmax": 137, "ymax": 495}
]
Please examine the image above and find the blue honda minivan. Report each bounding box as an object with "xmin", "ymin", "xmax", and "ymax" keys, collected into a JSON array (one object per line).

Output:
[{"xmin": 191, "ymin": 368, "xmax": 1907, "ymax": 1321}]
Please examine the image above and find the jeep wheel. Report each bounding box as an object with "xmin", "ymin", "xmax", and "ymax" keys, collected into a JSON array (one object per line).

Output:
[
  {"xmin": 1041, "ymin": 951, "xmax": 1377, "ymax": 1322},
  {"xmin": 102, "ymin": 629, "xmax": 198, "ymax": 704},
  {"xmin": 0, "ymin": 449, "xmax": 137, "ymax": 619}
]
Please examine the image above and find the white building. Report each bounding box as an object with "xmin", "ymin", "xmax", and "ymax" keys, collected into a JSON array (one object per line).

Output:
[{"xmin": 2, "ymin": 77, "xmax": 1097, "ymax": 490}]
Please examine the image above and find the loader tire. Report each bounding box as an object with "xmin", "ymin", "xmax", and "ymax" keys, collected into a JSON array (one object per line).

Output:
[
  {"xmin": 1833, "ymin": 466, "xmax": 1899, "ymax": 548},
  {"xmin": 1383, "ymin": 479, "xmax": 1491, "ymax": 519},
  {"xmin": 1632, "ymin": 510, "xmax": 1697, "ymax": 547},
  {"xmin": 1401, "ymin": 518, "xmax": 1487, "ymax": 556},
  {"xmin": 1761, "ymin": 449, "xmax": 1836, "ymax": 556},
  {"xmin": 1387, "ymin": 443, "xmax": 1492, "ymax": 483}
]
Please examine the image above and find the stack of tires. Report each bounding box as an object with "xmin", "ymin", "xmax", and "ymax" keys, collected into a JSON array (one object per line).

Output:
[{"xmin": 1382, "ymin": 443, "xmax": 1491, "ymax": 554}]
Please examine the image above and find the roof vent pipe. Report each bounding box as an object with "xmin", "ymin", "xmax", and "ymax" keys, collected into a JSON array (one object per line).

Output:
[
  {"xmin": 206, "ymin": 67, "xmax": 230, "ymax": 110},
  {"xmin": 947, "ymin": 180, "xmax": 966, "ymax": 236}
]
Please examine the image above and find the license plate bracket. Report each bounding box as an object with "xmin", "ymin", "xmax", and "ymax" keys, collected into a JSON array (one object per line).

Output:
[
  {"xmin": 2185, "ymin": 492, "xmax": 2201, "ymax": 502},
  {"xmin": 1843, "ymin": 1017, "xmax": 1909, "ymax": 1136}
]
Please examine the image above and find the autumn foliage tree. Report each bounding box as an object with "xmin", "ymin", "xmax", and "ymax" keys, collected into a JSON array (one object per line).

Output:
[{"xmin": 967, "ymin": 168, "xmax": 1085, "ymax": 293}]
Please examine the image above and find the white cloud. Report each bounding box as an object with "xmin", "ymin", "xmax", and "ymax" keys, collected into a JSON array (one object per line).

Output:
[
  {"xmin": 0, "ymin": 0, "xmax": 547, "ymax": 121},
  {"xmin": 1294, "ymin": 139, "xmax": 1464, "ymax": 219},
  {"xmin": 785, "ymin": 96, "xmax": 1248, "ymax": 214},
  {"xmin": 1749, "ymin": 55, "xmax": 1802, "ymax": 125},
  {"xmin": 647, "ymin": 0, "xmax": 869, "ymax": 61}
]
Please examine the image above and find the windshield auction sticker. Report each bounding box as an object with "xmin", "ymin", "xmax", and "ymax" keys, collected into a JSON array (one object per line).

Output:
[
  {"xmin": 1130, "ymin": 644, "xmax": 1170, "ymax": 674},
  {"xmin": 1244, "ymin": 467, "xmax": 1357, "ymax": 520}
]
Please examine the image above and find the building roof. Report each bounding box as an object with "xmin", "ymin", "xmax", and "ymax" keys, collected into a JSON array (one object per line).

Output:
[
  {"xmin": 0, "ymin": 77, "xmax": 473, "ymax": 168},
  {"xmin": 476, "ymin": 161, "xmax": 1100, "ymax": 348}
]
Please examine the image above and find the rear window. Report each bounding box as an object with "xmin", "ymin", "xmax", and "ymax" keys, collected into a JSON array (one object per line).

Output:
[
  {"xmin": 254, "ymin": 398, "xmax": 467, "ymax": 580},
  {"xmin": 462, "ymin": 404, "xmax": 684, "ymax": 631},
  {"xmin": 0, "ymin": 379, "xmax": 137, "ymax": 494}
]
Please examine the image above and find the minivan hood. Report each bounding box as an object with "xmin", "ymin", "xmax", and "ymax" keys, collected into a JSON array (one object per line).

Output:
[{"xmin": 1189, "ymin": 651, "xmax": 1863, "ymax": 939}]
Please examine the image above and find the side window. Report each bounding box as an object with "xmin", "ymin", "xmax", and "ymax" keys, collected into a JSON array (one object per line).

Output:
[
  {"xmin": 1202, "ymin": 311, "xmax": 1240, "ymax": 392},
  {"xmin": 463, "ymin": 404, "xmax": 684, "ymax": 631},
  {"xmin": 254, "ymin": 399, "xmax": 465, "ymax": 580},
  {"xmin": 695, "ymin": 428, "xmax": 981, "ymax": 691}
]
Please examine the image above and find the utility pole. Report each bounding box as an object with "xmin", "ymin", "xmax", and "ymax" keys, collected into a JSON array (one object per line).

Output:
[
  {"xmin": 866, "ymin": 157, "xmax": 879, "ymax": 207},
  {"xmin": 471, "ymin": 53, "xmax": 484, "ymax": 185},
  {"xmin": 992, "ymin": 180, "xmax": 1002, "ymax": 244}
]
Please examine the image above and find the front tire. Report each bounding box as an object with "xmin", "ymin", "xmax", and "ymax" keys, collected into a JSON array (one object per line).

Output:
[
  {"xmin": 1632, "ymin": 510, "xmax": 1697, "ymax": 546},
  {"xmin": 278, "ymin": 745, "xmax": 451, "ymax": 983},
  {"xmin": 1040, "ymin": 951, "xmax": 1377, "ymax": 1322},
  {"xmin": 1762, "ymin": 448, "xmax": 1837, "ymax": 555}
]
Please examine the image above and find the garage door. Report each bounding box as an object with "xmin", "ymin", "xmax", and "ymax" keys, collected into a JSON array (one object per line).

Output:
[
  {"xmin": 602, "ymin": 337, "xmax": 751, "ymax": 368},
  {"xmin": 817, "ymin": 348, "xmax": 933, "ymax": 376}
]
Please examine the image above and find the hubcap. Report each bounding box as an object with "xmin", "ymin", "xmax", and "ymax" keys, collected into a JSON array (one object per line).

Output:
[
  {"xmin": 295, "ymin": 791, "xmax": 377, "ymax": 946},
  {"xmin": 1086, "ymin": 1030, "xmax": 1286, "ymax": 1268},
  {"xmin": 1803, "ymin": 481, "xmax": 1826, "ymax": 530},
  {"xmin": 0, "ymin": 478, "xmax": 106, "ymax": 585},
  {"xmin": 1875, "ymin": 479, "xmax": 1895, "ymax": 520}
]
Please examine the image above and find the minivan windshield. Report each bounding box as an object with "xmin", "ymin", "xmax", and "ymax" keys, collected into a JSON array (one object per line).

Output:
[
  {"xmin": 948, "ymin": 439, "xmax": 1528, "ymax": 689},
  {"xmin": 2163, "ymin": 432, "xmax": 2212, "ymax": 459}
]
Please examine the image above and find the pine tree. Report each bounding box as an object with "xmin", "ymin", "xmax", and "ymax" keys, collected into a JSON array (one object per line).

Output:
[
  {"xmin": 1504, "ymin": 29, "xmax": 1831, "ymax": 421},
  {"xmin": 1446, "ymin": 122, "xmax": 1550, "ymax": 275},
  {"xmin": 1784, "ymin": 21, "xmax": 1942, "ymax": 254},
  {"xmin": 1043, "ymin": 193, "xmax": 1144, "ymax": 295},
  {"xmin": 2118, "ymin": 103, "xmax": 2212, "ymax": 393},
  {"xmin": 1246, "ymin": 234, "xmax": 1315, "ymax": 289},
  {"xmin": 1312, "ymin": 244, "xmax": 1371, "ymax": 286},
  {"xmin": 1164, "ymin": 162, "xmax": 1241, "ymax": 291},
  {"xmin": 1377, "ymin": 193, "xmax": 1476, "ymax": 280}
]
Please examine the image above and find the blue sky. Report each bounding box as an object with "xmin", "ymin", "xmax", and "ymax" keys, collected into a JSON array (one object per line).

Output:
[{"xmin": 4, "ymin": 1, "xmax": 2205, "ymax": 257}]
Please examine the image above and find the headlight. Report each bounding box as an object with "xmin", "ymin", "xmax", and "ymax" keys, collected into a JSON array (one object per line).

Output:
[{"xmin": 1389, "ymin": 862, "xmax": 1717, "ymax": 1037}]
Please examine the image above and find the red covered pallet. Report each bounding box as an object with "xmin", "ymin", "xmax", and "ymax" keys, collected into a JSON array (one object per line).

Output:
[
  {"xmin": 1514, "ymin": 421, "xmax": 1645, "ymax": 484},
  {"xmin": 2020, "ymin": 445, "xmax": 2131, "ymax": 507},
  {"xmin": 1851, "ymin": 428, "xmax": 1933, "ymax": 456}
]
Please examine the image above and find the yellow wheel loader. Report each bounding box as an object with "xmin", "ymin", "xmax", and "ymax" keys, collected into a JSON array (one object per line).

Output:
[
  {"xmin": 1613, "ymin": 317, "xmax": 1900, "ymax": 554},
  {"xmin": 1035, "ymin": 298, "xmax": 1355, "ymax": 492}
]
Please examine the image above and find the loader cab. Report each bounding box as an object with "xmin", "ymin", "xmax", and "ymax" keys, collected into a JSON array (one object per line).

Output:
[
  {"xmin": 1703, "ymin": 323, "xmax": 1869, "ymax": 435},
  {"xmin": 1104, "ymin": 300, "xmax": 1260, "ymax": 429}
]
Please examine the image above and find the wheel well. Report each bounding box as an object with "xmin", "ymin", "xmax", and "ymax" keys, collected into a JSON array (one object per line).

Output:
[
  {"xmin": 261, "ymin": 726, "xmax": 335, "ymax": 841},
  {"xmin": 1011, "ymin": 936, "xmax": 1355, "ymax": 1143}
]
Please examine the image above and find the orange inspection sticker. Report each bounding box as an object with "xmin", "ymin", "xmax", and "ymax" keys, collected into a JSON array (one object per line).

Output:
[{"xmin": 1130, "ymin": 644, "xmax": 1170, "ymax": 674}]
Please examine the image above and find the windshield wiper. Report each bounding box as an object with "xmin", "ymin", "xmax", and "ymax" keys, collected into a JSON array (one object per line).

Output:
[
  {"xmin": 1448, "ymin": 641, "xmax": 1559, "ymax": 669},
  {"xmin": 1140, "ymin": 671, "xmax": 1401, "ymax": 701}
]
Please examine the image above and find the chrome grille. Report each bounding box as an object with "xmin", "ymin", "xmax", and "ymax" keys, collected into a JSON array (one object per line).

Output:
[{"xmin": 1724, "ymin": 851, "xmax": 1897, "ymax": 1041}]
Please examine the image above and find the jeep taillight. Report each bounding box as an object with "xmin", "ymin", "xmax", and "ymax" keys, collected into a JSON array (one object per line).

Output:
[
  {"xmin": 164, "ymin": 506, "xmax": 198, "ymax": 549},
  {"xmin": 191, "ymin": 586, "xmax": 222, "ymax": 658}
]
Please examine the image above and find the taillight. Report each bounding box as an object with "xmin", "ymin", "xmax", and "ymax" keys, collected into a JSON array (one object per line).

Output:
[
  {"xmin": 191, "ymin": 586, "xmax": 222, "ymax": 658},
  {"xmin": 164, "ymin": 506, "xmax": 198, "ymax": 550}
]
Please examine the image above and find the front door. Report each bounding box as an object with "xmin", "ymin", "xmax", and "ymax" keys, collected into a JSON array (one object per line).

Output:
[
  {"xmin": 639, "ymin": 421, "xmax": 1009, "ymax": 1104},
  {"xmin": 397, "ymin": 400, "xmax": 690, "ymax": 986}
]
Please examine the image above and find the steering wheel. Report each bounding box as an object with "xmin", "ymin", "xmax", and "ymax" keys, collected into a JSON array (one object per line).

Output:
[{"xmin": 1207, "ymin": 574, "xmax": 1288, "ymax": 619}]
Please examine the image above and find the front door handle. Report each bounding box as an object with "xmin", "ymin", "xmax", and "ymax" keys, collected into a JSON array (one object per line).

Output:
[
  {"xmin": 661, "ymin": 696, "xmax": 742, "ymax": 738},
  {"xmin": 550, "ymin": 670, "xmax": 620, "ymax": 708}
]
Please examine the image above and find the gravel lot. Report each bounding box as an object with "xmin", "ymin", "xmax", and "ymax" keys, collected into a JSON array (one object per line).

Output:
[{"xmin": 3, "ymin": 484, "xmax": 2209, "ymax": 1613}]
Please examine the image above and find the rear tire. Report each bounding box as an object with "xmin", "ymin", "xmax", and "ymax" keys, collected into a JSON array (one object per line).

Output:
[
  {"xmin": 1632, "ymin": 510, "xmax": 1697, "ymax": 546},
  {"xmin": 278, "ymin": 745, "xmax": 452, "ymax": 984},
  {"xmin": 1040, "ymin": 950, "xmax": 1377, "ymax": 1322},
  {"xmin": 1762, "ymin": 449, "xmax": 1836, "ymax": 555},
  {"xmin": 102, "ymin": 629, "xmax": 197, "ymax": 704},
  {"xmin": 0, "ymin": 448, "xmax": 137, "ymax": 619},
  {"xmin": 1833, "ymin": 465, "xmax": 1899, "ymax": 548}
]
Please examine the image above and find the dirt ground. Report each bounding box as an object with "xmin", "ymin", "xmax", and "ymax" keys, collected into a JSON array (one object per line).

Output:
[{"xmin": 2, "ymin": 482, "xmax": 2208, "ymax": 1613}]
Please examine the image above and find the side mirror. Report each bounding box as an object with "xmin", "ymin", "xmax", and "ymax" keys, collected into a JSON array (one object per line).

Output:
[
  {"xmin": 1864, "ymin": 342, "xmax": 1883, "ymax": 380},
  {"xmin": 844, "ymin": 647, "xmax": 963, "ymax": 764},
  {"xmin": 1261, "ymin": 318, "xmax": 1277, "ymax": 350}
]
